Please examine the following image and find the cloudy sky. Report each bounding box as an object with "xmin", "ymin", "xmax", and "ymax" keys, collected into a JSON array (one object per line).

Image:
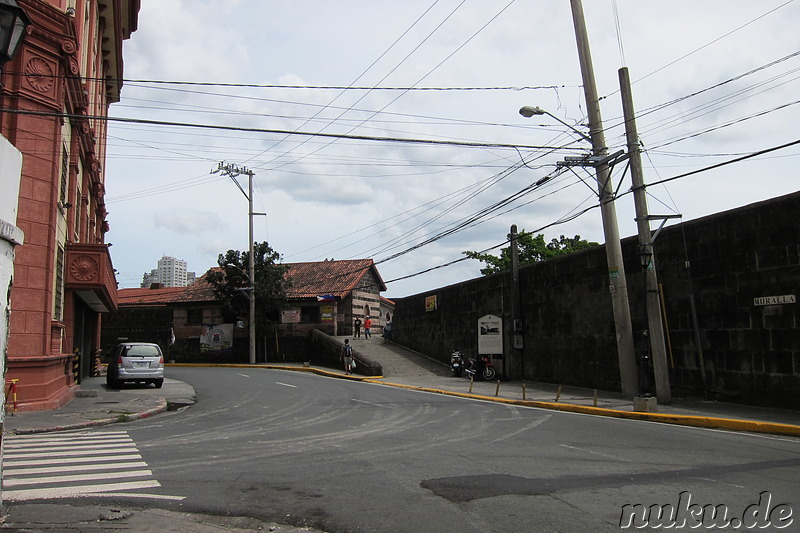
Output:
[{"xmin": 104, "ymin": 1, "xmax": 800, "ymax": 298}]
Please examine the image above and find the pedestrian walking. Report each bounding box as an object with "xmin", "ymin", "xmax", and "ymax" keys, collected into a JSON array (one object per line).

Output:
[
  {"xmin": 340, "ymin": 339, "xmax": 354, "ymax": 374},
  {"xmin": 364, "ymin": 317, "xmax": 372, "ymax": 339},
  {"xmin": 353, "ymin": 317, "xmax": 362, "ymax": 339},
  {"xmin": 383, "ymin": 317, "xmax": 392, "ymax": 343}
]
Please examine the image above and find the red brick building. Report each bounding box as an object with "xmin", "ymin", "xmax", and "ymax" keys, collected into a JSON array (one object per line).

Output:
[{"xmin": 1, "ymin": 0, "xmax": 140, "ymax": 410}]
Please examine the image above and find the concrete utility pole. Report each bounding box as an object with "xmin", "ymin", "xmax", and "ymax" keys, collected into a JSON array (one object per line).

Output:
[
  {"xmin": 213, "ymin": 162, "xmax": 258, "ymax": 365},
  {"xmin": 570, "ymin": 0, "xmax": 639, "ymax": 397},
  {"xmin": 619, "ymin": 67, "xmax": 672, "ymax": 404},
  {"xmin": 509, "ymin": 224, "xmax": 523, "ymax": 379}
]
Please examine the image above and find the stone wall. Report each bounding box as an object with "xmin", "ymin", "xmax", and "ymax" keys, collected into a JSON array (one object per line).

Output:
[{"xmin": 392, "ymin": 192, "xmax": 800, "ymax": 408}]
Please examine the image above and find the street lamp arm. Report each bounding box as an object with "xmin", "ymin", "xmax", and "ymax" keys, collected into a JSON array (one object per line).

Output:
[
  {"xmin": 519, "ymin": 105, "xmax": 592, "ymax": 144},
  {"xmin": 223, "ymin": 262, "xmax": 250, "ymax": 280}
]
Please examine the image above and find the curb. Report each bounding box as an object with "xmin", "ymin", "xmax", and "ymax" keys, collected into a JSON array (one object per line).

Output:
[
  {"xmin": 8, "ymin": 398, "xmax": 169, "ymax": 436},
  {"xmin": 172, "ymin": 363, "xmax": 800, "ymax": 436},
  {"xmin": 18, "ymin": 364, "xmax": 797, "ymax": 437},
  {"xmin": 362, "ymin": 379, "xmax": 800, "ymax": 437}
]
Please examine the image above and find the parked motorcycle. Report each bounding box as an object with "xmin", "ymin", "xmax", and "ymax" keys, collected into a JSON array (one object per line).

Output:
[
  {"xmin": 450, "ymin": 350, "xmax": 464, "ymax": 377},
  {"xmin": 464, "ymin": 354, "xmax": 497, "ymax": 381}
]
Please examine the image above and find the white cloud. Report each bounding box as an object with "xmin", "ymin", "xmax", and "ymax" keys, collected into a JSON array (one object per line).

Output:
[
  {"xmin": 153, "ymin": 209, "xmax": 229, "ymax": 235},
  {"xmin": 106, "ymin": 1, "xmax": 800, "ymax": 296}
]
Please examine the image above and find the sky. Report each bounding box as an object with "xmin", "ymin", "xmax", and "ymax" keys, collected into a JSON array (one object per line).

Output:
[{"xmin": 104, "ymin": 0, "xmax": 800, "ymax": 299}]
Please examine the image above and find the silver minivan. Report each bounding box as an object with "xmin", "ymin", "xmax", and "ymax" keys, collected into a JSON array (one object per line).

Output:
[{"xmin": 106, "ymin": 342, "xmax": 165, "ymax": 388}]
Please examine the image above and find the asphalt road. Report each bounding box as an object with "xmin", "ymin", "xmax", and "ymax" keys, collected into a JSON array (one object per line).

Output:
[{"xmin": 36, "ymin": 367, "xmax": 800, "ymax": 532}]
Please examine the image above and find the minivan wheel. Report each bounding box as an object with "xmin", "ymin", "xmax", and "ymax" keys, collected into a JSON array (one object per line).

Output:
[{"xmin": 153, "ymin": 379, "xmax": 164, "ymax": 388}]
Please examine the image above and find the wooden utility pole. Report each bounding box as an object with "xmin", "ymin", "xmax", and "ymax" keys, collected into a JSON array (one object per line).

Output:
[
  {"xmin": 619, "ymin": 67, "xmax": 672, "ymax": 404},
  {"xmin": 570, "ymin": 0, "xmax": 639, "ymax": 397}
]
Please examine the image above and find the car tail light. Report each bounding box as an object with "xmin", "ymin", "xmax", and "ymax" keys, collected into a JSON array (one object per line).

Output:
[
  {"xmin": 117, "ymin": 356, "xmax": 123, "ymax": 365},
  {"xmin": 159, "ymin": 356, "xmax": 164, "ymax": 365}
]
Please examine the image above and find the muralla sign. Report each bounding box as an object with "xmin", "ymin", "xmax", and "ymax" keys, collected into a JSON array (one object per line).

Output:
[{"xmin": 753, "ymin": 294, "xmax": 796, "ymax": 306}]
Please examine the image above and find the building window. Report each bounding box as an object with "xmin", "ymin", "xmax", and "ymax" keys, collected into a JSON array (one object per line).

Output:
[
  {"xmin": 60, "ymin": 145, "xmax": 68, "ymax": 206},
  {"xmin": 74, "ymin": 195, "xmax": 82, "ymax": 239},
  {"xmin": 54, "ymin": 246, "xmax": 65, "ymax": 320},
  {"xmin": 186, "ymin": 309, "xmax": 203, "ymax": 326},
  {"xmin": 300, "ymin": 306, "xmax": 320, "ymax": 323}
]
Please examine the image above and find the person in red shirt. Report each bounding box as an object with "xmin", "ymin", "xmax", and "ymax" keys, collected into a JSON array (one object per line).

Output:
[{"xmin": 364, "ymin": 317, "xmax": 372, "ymax": 339}]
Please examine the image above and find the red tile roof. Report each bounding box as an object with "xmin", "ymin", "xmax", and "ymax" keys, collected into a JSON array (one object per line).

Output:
[
  {"xmin": 286, "ymin": 259, "xmax": 385, "ymax": 299},
  {"xmin": 118, "ymin": 259, "xmax": 385, "ymax": 306},
  {"xmin": 117, "ymin": 286, "xmax": 186, "ymax": 306}
]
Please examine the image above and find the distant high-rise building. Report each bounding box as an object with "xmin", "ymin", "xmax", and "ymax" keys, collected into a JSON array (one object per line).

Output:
[{"xmin": 141, "ymin": 256, "xmax": 196, "ymax": 288}]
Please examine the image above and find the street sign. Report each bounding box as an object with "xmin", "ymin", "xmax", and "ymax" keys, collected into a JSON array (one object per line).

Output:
[{"xmin": 754, "ymin": 295, "xmax": 796, "ymax": 306}]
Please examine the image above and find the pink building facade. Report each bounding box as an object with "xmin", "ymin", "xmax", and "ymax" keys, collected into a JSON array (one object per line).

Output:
[{"xmin": 1, "ymin": 0, "xmax": 139, "ymax": 410}]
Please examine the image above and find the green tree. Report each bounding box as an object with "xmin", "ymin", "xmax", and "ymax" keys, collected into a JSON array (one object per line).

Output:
[
  {"xmin": 464, "ymin": 232, "xmax": 598, "ymax": 275},
  {"xmin": 205, "ymin": 241, "xmax": 291, "ymax": 331}
]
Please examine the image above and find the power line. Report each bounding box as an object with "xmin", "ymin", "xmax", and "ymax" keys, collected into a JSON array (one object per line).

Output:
[{"xmin": 1, "ymin": 108, "xmax": 581, "ymax": 152}]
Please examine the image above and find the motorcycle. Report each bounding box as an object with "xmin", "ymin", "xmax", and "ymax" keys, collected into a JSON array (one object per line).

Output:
[
  {"xmin": 464, "ymin": 354, "xmax": 497, "ymax": 381},
  {"xmin": 450, "ymin": 350, "xmax": 464, "ymax": 377}
]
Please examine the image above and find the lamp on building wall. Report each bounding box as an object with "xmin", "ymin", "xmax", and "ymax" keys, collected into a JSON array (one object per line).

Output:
[{"xmin": 0, "ymin": 0, "xmax": 32, "ymax": 84}]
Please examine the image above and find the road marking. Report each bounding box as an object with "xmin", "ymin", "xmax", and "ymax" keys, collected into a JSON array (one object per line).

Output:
[
  {"xmin": 3, "ymin": 454, "xmax": 144, "ymax": 468},
  {"xmin": 3, "ymin": 481, "xmax": 163, "ymax": 501},
  {"xmin": 236, "ymin": 373, "xmax": 251, "ymax": 378},
  {"xmin": 2, "ymin": 431, "xmax": 184, "ymax": 502},
  {"xmin": 492, "ymin": 415, "xmax": 552, "ymax": 442},
  {"xmin": 4, "ymin": 470, "xmax": 154, "ymax": 487},
  {"xmin": 81, "ymin": 491, "xmax": 186, "ymax": 501},
  {"xmin": 558, "ymin": 443, "xmax": 632, "ymax": 462},
  {"xmin": 275, "ymin": 382, "xmax": 297, "ymax": 388},
  {"xmin": 6, "ymin": 461, "xmax": 149, "ymax": 476},
  {"xmin": 5, "ymin": 446, "xmax": 139, "ymax": 459}
]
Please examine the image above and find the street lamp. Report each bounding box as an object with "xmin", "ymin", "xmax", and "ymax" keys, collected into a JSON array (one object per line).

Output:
[
  {"xmin": 0, "ymin": 0, "xmax": 30, "ymax": 69},
  {"xmin": 520, "ymin": 98, "xmax": 639, "ymax": 399},
  {"xmin": 518, "ymin": 106, "xmax": 593, "ymax": 144}
]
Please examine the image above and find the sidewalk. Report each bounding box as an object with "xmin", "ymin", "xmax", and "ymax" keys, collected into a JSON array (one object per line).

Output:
[
  {"xmin": 344, "ymin": 336, "xmax": 800, "ymax": 437},
  {"xmin": 3, "ymin": 376, "xmax": 196, "ymax": 435}
]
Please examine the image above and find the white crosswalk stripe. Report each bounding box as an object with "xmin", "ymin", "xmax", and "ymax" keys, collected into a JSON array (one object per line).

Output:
[{"xmin": 2, "ymin": 430, "xmax": 184, "ymax": 502}]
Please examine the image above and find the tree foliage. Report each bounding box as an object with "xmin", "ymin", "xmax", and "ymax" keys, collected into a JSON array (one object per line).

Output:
[
  {"xmin": 205, "ymin": 241, "xmax": 291, "ymax": 330},
  {"xmin": 464, "ymin": 233, "xmax": 599, "ymax": 275}
]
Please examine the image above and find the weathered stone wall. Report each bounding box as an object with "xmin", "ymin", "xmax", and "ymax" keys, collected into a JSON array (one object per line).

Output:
[{"xmin": 392, "ymin": 192, "xmax": 800, "ymax": 408}]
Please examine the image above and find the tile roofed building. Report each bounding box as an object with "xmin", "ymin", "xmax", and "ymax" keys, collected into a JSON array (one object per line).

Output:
[
  {"xmin": 102, "ymin": 259, "xmax": 386, "ymax": 363},
  {"xmin": 286, "ymin": 259, "xmax": 386, "ymax": 299}
]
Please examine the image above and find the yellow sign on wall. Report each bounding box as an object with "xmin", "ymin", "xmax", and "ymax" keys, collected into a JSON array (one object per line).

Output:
[{"xmin": 425, "ymin": 295, "xmax": 438, "ymax": 312}]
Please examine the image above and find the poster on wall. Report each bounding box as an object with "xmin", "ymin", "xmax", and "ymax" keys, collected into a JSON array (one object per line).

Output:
[
  {"xmin": 425, "ymin": 295, "xmax": 438, "ymax": 312},
  {"xmin": 477, "ymin": 314, "xmax": 503, "ymax": 355},
  {"xmin": 200, "ymin": 324, "xmax": 233, "ymax": 352},
  {"xmin": 281, "ymin": 309, "xmax": 301, "ymax": 323},
  {"xmin": 320, "ymin": 305, "xmax": 334, "ymax": 322}
]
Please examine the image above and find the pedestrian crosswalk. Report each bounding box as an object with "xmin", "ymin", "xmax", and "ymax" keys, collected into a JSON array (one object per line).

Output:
[{"xmin": 2, "ymin": 430, "xmax": 183, "ymax": 502}]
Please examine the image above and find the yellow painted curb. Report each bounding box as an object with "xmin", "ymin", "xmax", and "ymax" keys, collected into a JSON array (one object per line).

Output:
[
  {"xmin": 363, "ymin": 379, "xmax": 800, "ymax": 437},
  {"xmin": 164, "ymin": 364, "xmax": 800, "ymax": 437}
]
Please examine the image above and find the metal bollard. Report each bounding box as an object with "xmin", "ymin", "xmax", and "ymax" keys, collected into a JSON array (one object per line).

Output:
[
  {"xmin": 555, "ymin": 385, "xmax": 562, "ymax": 402},
  {"xmin": 593, "ymin": 389, "xmax": 598, "ymax": 407},
  {"xmin": 495, "ymin": 380, "xmax": 500, "ymax": 396},
  {"xmin": 522, "ymin": 383, "xmax": 527, "ymax": 400},
  {"xmin": 469, "ymin": 376, "xmax": 474, "ymax": 393},
  {"xmin": 5, "ymin": 379, "xmax": 19, "ymax": 414}
]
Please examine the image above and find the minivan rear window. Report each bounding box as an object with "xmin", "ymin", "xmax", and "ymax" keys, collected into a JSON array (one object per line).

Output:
[{"xmin": 124, "ymin": 345, "xmax": 160, "ymax": 357}]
